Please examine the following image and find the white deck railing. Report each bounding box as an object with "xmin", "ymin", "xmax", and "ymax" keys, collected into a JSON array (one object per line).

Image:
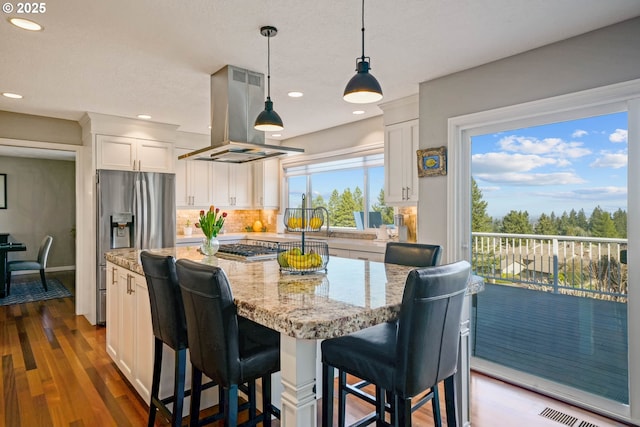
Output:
[{"xmin": 471, "ymin": 232, "xmax": 628, "ymax": 300}]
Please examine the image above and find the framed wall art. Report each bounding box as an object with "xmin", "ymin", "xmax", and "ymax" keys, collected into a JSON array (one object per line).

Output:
[
  {"xmin": 417, "ymin": 146, "xmax": 447, "ymax": 177},
  {"xmin": 0, "ymin": 174, "xmax": 5, "ymax": 209}
]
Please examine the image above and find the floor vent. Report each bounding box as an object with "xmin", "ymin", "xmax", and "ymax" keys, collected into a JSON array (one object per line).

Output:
[
  {"xmin": 539, "ymin": 407, "xmax": 579, "ymax": 426},
  {"xmin": 576, "ymin": 422, "xmax": 600, "ymax": 427}
]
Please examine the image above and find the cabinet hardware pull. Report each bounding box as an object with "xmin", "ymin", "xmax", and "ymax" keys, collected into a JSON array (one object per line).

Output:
[{"xmin": 111, "ymin": 267, "xmax": 117, "ymax": 285}]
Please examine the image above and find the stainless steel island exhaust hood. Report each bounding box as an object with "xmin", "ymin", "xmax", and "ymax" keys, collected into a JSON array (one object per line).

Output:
[{"xmin": 179, "ymin": 65, "xmax": 304, "ymax": 163}]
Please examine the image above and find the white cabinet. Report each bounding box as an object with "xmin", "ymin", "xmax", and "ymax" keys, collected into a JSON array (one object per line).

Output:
[
  {"xmin": 106, "ymin": 261, "xmax": 154, "ymax": 402},
  {"xmin": 384, "ymin": 120, "xmax": 418, "ymax": 205},
  {"xmin": 97, "ymin": 135, "xmax": 174, "ymax": 172},
  {"xmin": 175, "ymin": 148, "xmax": 214, "ymax": 207},
  {"xmin": 211, "ymin": 163, "xmax": 253, "ymax": 209},
  {"xmin": 328, "ymin": 247, "xmax": 385, "ymax": 262},
  {"xmin": 253, "ymin": 159, "xmax": 280, "ymax": 209},
  {"xmin": 348, "ymin": 250, "xmax": 385, "ymax": 262},
  {"xmin": 105, "ymin": 264, "xmax": 119, "ymax": 360}
]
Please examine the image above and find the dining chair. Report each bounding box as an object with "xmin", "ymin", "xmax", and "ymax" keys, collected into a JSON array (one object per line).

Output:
[
  {"xmin": 140, "ymin": 251, "xmax": 217, "ymax": 427},
  {"xmin": 384, "ymin": 241, "xmax": 442, "ymax": 267},
  {"xmin": 6, "ymin": 235, "xmax": 53, "ymax": 296},
  {"xmin": 321, "ymin": 260, "xmax": 471, "ymax": 427},
  {"xmin": 175, "ymin": 258, "xmax": 281, "ymax": 427}
]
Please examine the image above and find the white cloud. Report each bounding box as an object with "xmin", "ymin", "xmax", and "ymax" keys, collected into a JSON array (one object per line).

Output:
[
  {"xmin": 474, "ymin": 172, "xmax": 586, "ymax": 186},
  {"xmin": 590, "ymin": 151, "xmax": 627, "ymax": 169},
  {"xmin": 472, "ymin": 152, "xmax": 564, "ymax": 174},
  {"xmin": 497, "ymin": 135, "xmax": 591, "ymax": 158},
  {"xmin": 609, "ymin": 129, "xmax": 628, "ymax": 143},
  {"xmin": 479, "ymin": 186, "xmax": 501, "ymax": 193},
  {"xmin": 572, "ymin": 129, "xmax": 588, "ymax": 138},
  {"xmin": 538, "ymin": 187, "xmax": 627, "ymax": 201}
]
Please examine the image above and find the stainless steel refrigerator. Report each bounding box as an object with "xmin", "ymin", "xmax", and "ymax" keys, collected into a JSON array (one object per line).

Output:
[{"xmin": 96, "ymin": 169, "xmax": 176, "ymax": 325}]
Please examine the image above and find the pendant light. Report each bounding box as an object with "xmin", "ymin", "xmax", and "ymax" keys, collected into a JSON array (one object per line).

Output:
[
  {"xmin": 343, "ymin": 0, "xmax": 383, "ymax": 104},
  {"xmin": 254, "ymin": 25, "xmax": 284, "ymax": 131}
]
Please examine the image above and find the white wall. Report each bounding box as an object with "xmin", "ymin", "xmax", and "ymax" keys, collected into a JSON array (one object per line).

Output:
[
  {"xmin": 417, "ymin": 17, "xmax": 640, "ymax": 252},
  {"xmin": 284, "ymin": 115, "xmax": 384, "ymax": 154}
]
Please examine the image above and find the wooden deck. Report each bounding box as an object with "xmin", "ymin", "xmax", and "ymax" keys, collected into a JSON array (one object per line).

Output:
[{"xmin": 473, "ymin": 283, "xmax": 628, "ymax": 404}]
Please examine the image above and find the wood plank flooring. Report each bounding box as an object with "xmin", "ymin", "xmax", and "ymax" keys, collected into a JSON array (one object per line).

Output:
[{"xmin": 0, "ymin": 272, "xmax": 632, "ymax": 426}]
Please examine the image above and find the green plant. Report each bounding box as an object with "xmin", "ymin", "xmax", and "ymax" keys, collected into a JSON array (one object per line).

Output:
[{"xmin": 196, "ymin": 205, "xmax": 227, "ymax": 239}]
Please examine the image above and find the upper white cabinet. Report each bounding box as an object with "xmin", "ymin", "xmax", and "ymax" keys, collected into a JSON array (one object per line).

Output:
[
  {"xmin": 253, "ymin": 159, "xmax": 280, "ymax": 209},
  {"xmin": 211, "ymin": 163, "xmax": 253, "ymax": 209},
  {"xmin": 97, "ymin": 135, "xmax": 174, "ymax": 172},
  {"xmin": 384, "ymin": 119, "xmax": 419, "ymax": 205},
  {"xmin": 175, "ymin": 148, "xmax": 214, "ymax": 207}
]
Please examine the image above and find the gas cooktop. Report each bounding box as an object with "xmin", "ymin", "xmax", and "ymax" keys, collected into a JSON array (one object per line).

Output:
[{"xmin": 217, "ymin": 240, "xmax": 279, "ymax": 261}]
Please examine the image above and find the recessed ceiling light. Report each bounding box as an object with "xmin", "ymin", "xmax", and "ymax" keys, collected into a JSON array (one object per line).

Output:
[
  {"xmin": 271, "ymin": 134, "xmax": 282, "ymax": 138},
  {"xmin": 137, "ymin": 114, "xmax": 152, "ymax": 120},
  {"xmin": 9, "ymin": 18, "xmax": 43, "ymax": 31},
  {"xmin": 2, "ymin": 92, "xmax": 23, "ymax": 99},
  {"xmin": 287, "ymin": 91, "xmax": 303, "ymax": 98},
  {"xmin": 352, "ymin": 110, "xmax": 365, "ymax": 115}
]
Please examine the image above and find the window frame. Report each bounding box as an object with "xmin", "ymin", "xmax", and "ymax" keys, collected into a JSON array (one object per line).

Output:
[{"xmin": 281, "ymin": 142, "xmax": 386, "ymax": 231}]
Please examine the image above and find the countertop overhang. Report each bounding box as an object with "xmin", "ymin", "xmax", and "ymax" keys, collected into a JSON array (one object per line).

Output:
[{"xmin": 106, "ymin": 246, "xmax": 484, "ymax": 339}]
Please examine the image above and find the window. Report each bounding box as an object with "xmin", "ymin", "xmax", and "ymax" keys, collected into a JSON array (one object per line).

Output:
[{"xmin": 283, "ymin": 146, "xmax": 393, "ymax": 230}]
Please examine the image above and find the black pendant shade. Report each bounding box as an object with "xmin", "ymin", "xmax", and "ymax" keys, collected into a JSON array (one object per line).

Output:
[
  {"xmin": 255, "ymin": 26, "xmax": 284, "ymax": 132},
  {"xmin": 254, "ymin": 98, "xmax": 284, "ymax": 131},
  {"xmin": 343, "ymin": 0, "xmax": 383, "ymax": 104}
]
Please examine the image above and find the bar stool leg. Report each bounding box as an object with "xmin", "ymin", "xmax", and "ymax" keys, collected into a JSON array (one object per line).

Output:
[
  {"xmin": 148, "ymin": 338, "xmax": 163, "ymax": 427},
  {"xmin": 171, "ymin": 348, "xmax": 187, "ymax": 427},
  {"xmin": 189, "ymin": 368, "xmax": 203, "ymax": 427},
  {"xmin": 321, "ymin": 364, "xmax": 334, "ymax": 427},
  {"xmin": 262, "ymin": 374, "xmax": 272, "ymax": 427}
]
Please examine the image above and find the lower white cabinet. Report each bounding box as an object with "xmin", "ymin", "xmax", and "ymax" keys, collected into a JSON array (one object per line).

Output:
[
  {"xmin": 327, "ymin": 247, "xmax": 385, "ymax": 262},
  {"xmin": 106, "ymin": 262, "xmax": 152, "ymax": 401},
  {"xmin": 106, "ymin": 261, "xmax": 219, "ymax": 413}
]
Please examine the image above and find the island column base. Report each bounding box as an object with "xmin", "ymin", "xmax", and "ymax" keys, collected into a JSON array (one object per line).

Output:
[{"xmin": 280, "ymin": 334, "xmax": 318, "ymax": 427}]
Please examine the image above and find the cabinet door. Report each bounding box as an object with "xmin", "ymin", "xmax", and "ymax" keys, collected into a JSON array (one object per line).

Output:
[
  {"xmin": 137, "ymin": 139, "xmax": 174, "ymax": 173},
  {"xmin": 117, "ymin": 270, "xmax": 136, "ymax": 379},
  {"xmin": 231, "ymin": 163, "xmax": 253, "ymax": 208},
  {"xmin": 133, "ymin": 273, "xmax": 153, "ymax": 402},
  {"xmin": 254, "ymin": 159, "xmax": 280, "ymax": 209},
  {"xmin": 384, "ymin": 120, "xmax": 418, "ymax": 205},
  {"xmin": 211, "ymin": 163, "xmax": 231, "ymax": 207},
  {"xmin": 175, "ymin": 148, "xmax": 191, "ymax": 206},
  {"xmin": 97, "ymin": 135, "xmax": 136, "ymax": 171},
  {"xmin": 97, "ymin": 135, "xmax": 174, "ymax": 172},
  {"xmin": 105, "ymin": 263, "xmax": 119, "ymax": 360},
  {"xmin": 190, "ymin": 160, "xmax": 213, "ymax": 207},
  {"xmin": 176, "ymin": 148, "xmax": 213, "ymax": 207}
]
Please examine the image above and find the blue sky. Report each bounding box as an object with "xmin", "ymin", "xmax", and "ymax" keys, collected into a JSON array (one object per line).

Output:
[{"xmin": 472, "ymin": 112, "xmax": 628, "ymax": 219}]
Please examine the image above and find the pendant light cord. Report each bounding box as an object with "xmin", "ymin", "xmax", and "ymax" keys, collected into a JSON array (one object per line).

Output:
[
  {"xmin": 360, "ymin": 0, "xmax": 366, "ymax": 60},
  {"xmin": 266, "ymin": 31, "xmax": 272, "ymax": 100}
]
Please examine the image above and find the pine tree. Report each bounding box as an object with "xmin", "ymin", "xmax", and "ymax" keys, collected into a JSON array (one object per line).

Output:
[
  {"xmin": 471, "ymin": 178, "xmax": 493, "ymax": 232},
  {"xmin": 534, "ymin": 213, "xmax": 558, "ymax": 236},
  {"xmin": 613, "ymin": 208, "xmax": 627, "ymax": 238},
  {"xmin": 500, "ymin": 210, "xmax": 533, "ymax": 235},
  {"xmin": 589, "ymin": 206, "xmax": 618, "ymax": 238},
  {"xmin": 371, "ymin": 189, "xmax": 394, "ymax": 224}
]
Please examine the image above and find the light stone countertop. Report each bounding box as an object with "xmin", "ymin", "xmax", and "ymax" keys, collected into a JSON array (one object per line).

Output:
[
  {"xmin": 105, "ymin": 246, "xmax": 484, "ymax": 340},
  {"xmin": 176, "ymin": 232, "xmax": 390, "ymax": 253}
]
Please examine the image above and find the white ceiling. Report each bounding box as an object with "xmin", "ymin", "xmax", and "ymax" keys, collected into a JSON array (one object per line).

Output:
[{"xmin": 1, "ymin": 0, "xmax": 639, "ymax": 142}]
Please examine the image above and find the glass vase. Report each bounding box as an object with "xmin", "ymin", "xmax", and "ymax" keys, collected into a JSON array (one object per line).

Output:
[{"xmin": 200, "ymin": 236, "xmax": 220, "ymax": 256}]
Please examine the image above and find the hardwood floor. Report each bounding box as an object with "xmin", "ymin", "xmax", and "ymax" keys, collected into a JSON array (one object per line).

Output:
[{"xmin": 0, "ymin": 272, "xmax": 633, "ymax": 426}]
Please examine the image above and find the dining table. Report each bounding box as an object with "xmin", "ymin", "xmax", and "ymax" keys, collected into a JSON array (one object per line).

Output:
[
  {"xmin": 106, "ymin": 245, "xmax": 484, "ymax": 427},
  {"xmin": 0, "ymin": 233, "xmax": 27, "ymax": 298}
]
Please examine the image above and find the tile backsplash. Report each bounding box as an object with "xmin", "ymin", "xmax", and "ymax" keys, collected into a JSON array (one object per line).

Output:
[
  {"xmin": 177, "ymin": 206, "xmax": 417, "ymax": 241},
  {"xmin": 177, "ymin": 208, "xmax": 279, "ymax": 235}
]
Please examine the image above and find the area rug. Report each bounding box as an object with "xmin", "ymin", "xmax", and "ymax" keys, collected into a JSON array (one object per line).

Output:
[{"xmin": 0, "ymin": 278, "xmax": 73, "ymax": 306}]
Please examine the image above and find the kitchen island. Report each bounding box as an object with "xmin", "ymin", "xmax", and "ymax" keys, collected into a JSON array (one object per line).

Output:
[{"xmin": 106, "ymin": 246, "xmax": 483, "ymax": 426}]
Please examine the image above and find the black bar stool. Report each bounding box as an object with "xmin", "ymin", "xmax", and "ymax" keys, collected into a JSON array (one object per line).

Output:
[
  {"xmin": 321, "ymin": 260, "xmax": 470, "ymax": 427},
  {"xmin": 176, "ymin": 259, "xmax": 281, "ymax": 427},
  {"xmin": 140, "ymin": 251, "xmax": 217, "ymax": 427}
]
